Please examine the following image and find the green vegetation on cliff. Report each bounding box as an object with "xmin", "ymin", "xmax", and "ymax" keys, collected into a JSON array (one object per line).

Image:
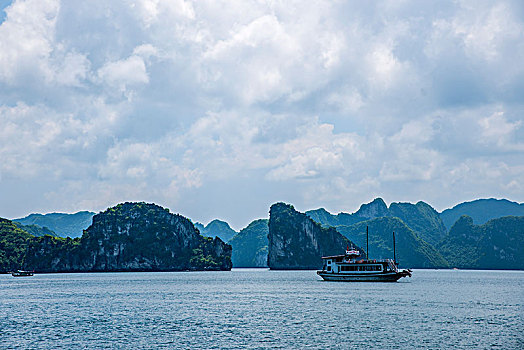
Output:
[
  {"xmin": 438, "ymin": 215, "xmax": 524, "ymax": 269},
  {"xmin": 0, "ymin": 218, "xmax": 34, "ymax": 272},
  {"xmin": 24, "ymin": 235, "xmax": 84, "ymax": 272},
  {"xmin": 388, "ymin": 201, "xmax": 447, "ymax": 245},
  {"xmin": 229, "ymin": 219, "xmax": 268, "ymax": 267},
  {"xmin": 190, "ymin": 236, "xmax": 233, "ymax": 270},
  {"xmin": 13, "ymin": 223, "xmax": 56, "ymax": 237}
]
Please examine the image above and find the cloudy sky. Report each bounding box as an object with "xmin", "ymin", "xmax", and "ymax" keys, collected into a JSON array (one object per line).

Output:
[{"xmin": 1, "ymin": 0, "xmax": 523, "ymax": 229}]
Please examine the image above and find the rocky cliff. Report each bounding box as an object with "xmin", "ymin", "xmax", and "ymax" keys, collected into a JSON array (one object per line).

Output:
[
  {"xmin": 267, "ymin": 203, "xmax": 362, "ymax": 270},
  {"xmin": 23, "ymin": 235, "xmax": 85, "ymax": 272},
  {"xmin": 354, "ymin": 198, "xmax": 390, "ymax": 218},
  {"xmin": 438, "ymin": 215, "xmax": 524, "ymax": 269},
  {"xmin": 20, "ymin": 202, "xmax": 232, "ymax": 272},
  {"xmin": 229, "ymin": 219, "xmax": 269, "ymax": 267}
]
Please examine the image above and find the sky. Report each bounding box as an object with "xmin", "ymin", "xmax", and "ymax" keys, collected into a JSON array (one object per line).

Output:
[{"xmin": 0, "ymin": 0, "xmax": 523, "ymax": 230}]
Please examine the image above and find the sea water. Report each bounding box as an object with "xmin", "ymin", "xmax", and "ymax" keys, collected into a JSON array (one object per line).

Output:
[{"xmin": 1, "ymin": 269, "xmax": 522, "ymax": 349}]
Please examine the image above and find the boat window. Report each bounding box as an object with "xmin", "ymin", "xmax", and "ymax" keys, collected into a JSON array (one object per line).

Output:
[{"xmin": 327, "ymin": 266, "xmax": 331, "ymax": 271}]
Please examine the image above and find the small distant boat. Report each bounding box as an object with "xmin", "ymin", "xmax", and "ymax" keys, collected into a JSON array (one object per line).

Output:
[
  {"xmin": 11, "ymin": 270, "xmax": 34, "ymax": 277},
  {"xmin": 317, "ymin": 228, "xmax": 412, "ymax": 282}
]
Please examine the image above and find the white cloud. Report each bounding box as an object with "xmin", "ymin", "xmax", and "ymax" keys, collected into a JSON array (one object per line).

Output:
[
  {"xmin": 453, "ymin": 2, "xmax": 524, "ymax": 61},
  {"xmin": 0, "ymin": 0, "xmax": 523, "ymax": 225},
  {"xmin": 326, "ymin": 87, "xmax": 364, "ymax": 113},
  {"xmin": 54, "ymin": 51, "xmax": 91, "ymax": 86},
  {"xmin": 479, "ymin": 111, "xmax": 522, "ymax": 144},
  {"xmin": 135, "ymin": 0, "xmax": 195, "ymax": 27},
  {"xmin": 133, "ymin": 44, "xmax": 158, "ymax": 59},
  {"xmin": 266, "ymin": 121, "xmax": 361, "ymax": 181},
  {"xmin": 366, "ymin": 44, "xmax": 404, "ymax": 89},
  {"xmin": 97, "ymin": 54, "xmax": 149, "ymax": 91},
  {"xmin": 0, "ymin": 0, "xmax": 59, "ymax": 84}
]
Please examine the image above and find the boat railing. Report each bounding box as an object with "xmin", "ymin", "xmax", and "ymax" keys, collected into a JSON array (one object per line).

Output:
[{"xmin": 341, "ymin": 258, "xmax": 395, "ymax": 264}]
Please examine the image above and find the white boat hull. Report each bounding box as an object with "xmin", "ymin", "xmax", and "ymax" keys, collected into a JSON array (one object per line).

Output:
[{"xmin": 317, "ymin": 271, "xmax": 407, "ymax": 282}]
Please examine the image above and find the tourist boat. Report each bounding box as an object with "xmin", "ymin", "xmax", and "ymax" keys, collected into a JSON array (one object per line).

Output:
[
  {"xmin": 11, "ymin": 270, "xmax": 34, "ymax": 277},
  {"xmin": 317, "ymin": 229, "xmax": 412, "ymax": 282}
]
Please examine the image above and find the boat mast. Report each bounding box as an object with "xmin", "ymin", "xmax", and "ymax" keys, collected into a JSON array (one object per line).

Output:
[
  {"xmin": 393, "ymin": 231, "xmax": 396, "ymax": 264},
  {"xmin": 366, "ymin": 226, "xmax": 369, "ymax": 259}
]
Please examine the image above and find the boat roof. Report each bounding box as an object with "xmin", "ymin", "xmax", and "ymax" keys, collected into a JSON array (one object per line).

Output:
[
  {"xmin": 321, "ymin": 255, "xmax": 346, "ymax": 259},
  {"xmin": 321, "ymin": 256, "xmax": 394, "ymax": 263}
]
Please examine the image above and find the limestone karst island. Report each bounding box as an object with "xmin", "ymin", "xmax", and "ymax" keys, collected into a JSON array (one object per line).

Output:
[{"xmin": 1, "ymin": 198, "xmax": 523, "ymax": 273}]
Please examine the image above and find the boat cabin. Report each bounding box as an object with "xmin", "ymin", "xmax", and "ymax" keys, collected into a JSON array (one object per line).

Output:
[{"xmin": 321, "ymin": 252, "xmax": 398, "ymax": 274}]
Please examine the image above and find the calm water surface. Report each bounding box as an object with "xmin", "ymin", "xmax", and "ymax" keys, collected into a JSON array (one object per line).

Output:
[{"xmin": 1, "ymin": 269, "xmax": 522, "ymax": 349}]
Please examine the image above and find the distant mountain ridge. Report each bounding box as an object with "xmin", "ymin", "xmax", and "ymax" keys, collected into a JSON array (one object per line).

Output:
[
  {"xmin": 14, "ymin": 211, "xmax": 95, "ymax": 238},
  {"xmin": 195, "ymin": 219, "xmax": 237, "ymax": 242},
  {"xmin": 307, "ymin": 198, "xmax": 447, "ymax": 245},
  {"xmin": 336, "ymin": 217, "xmax": 449, "ymax": 268},
  {"xmin": 439, "ymin": 199, "xmax": 524, "ymax": 230}
]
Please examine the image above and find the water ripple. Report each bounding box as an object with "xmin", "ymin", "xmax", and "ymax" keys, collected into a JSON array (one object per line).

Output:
[{"xmin": 0, "ymin": 269, "xmax": 522, "ymax": 349}]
